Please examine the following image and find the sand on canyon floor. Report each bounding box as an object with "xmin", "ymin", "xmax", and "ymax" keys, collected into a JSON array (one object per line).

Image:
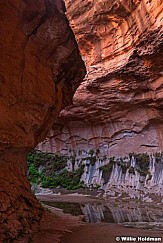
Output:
[
  {"xmin": 60, "ymin": 223, "xmax": 163, "ymax": 243},
  {"xmin": 32, "ymin": 194, "xmax": 163, "ymax": 243}
]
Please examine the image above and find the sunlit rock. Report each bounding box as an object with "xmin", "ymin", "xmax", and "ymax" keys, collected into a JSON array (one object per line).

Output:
[{"xmin": 38, "ymin": 0, "xmax": 163, "ymax": 156}]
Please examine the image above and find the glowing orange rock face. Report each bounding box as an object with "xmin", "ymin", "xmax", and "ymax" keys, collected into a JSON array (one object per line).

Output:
[{"xmin": 38, "ymin": 0, "xmax": 163, "ymax": 156}]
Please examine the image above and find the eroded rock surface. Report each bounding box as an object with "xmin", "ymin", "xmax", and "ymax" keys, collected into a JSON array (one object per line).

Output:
[
  {"xmin": 0, "ymin": 0, "xmax": 85, "ymax": 241},
  {"xmin": 38, "ymin": 0, "xmax": 163, "ymax": 156}
]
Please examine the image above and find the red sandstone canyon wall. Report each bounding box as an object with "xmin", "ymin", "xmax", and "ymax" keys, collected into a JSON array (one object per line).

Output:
[
  {"xmin": 38, "ymin": 0, "xmax": 163, "ymax": 157},
  {"xmin": 0, "ymin": 0, "xmax": 85, "ymax": 241}
]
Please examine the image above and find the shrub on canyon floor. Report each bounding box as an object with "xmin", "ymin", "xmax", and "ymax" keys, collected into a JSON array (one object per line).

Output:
[
  {"xmin": 41, "ymin": 168, "xmax": 84, "ymax": 190},
  {"xmin": 27, "ymin": 150, "xmax": 68, "ymax": 176},
  {"xmin": 27, "ymin": 150, "xmax": 84, "ymax": 190}
]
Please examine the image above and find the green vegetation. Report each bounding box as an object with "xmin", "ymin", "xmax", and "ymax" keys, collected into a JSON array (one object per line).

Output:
[
  {"xmin": 27, "ymin": 150, "xmax": 84, "ymax": 190},
  {"xmin": 27, "ymin": 150, "xmax": 68, "ymax": 175},
  {"xmin": 132, "ymin": 153, "xmax": 150, "ymax": 177},
  {"xmin": 99, "ymin": 158, "xmax": 115, "ymax": 172},
  {"xmin": 89, "ymin": 149, "xmax": 94, "ymax": 157},
  {"xmin": 154, "ymin": 152, "xmax": 162, "ymax": 163},
  {"xmin": 121, "ymin": 163, "xmax": 129, "ymax": 174},
  {"xmin": 89, "ymin": 156, "xmax": 97, "ymax": 166},
  {"xmin": 129, "ymin": 153, "xmax": 134, "ymax": 160},
  {"xmin": 27, "ymin": 149, "xmax": 162, "ymax": 190},
  {"xmin": 94, "ymin": 184, "xmax": 101, "ymax": 189},
  {"xmin": 41, "ymin": 169, "xmax": 84, "ymax": 190},
  {"xmin": 81, "ymin": 153, "xmax": 97, "ymax": 166},
  {"xmin": 27, "ymin": 163, "xmax": 44, "ymax": 185},
  {"xmin": 134, "ymin": 153, "xmax": 149, "ymax": 170},
  {"xmin": 99, "ymin": 152, "xmax": 153, "ymax": 177},
  {"xmin": 96, "ymin": 148, "xmax": 100, "ymax": 155},
  {"xmin": 128, "ymin": 166, "xmax": 135, "ymax": 174}
]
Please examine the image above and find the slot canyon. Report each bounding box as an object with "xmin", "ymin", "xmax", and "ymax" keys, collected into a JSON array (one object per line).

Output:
[{"xmin": 0, "ymin": 0, "xmax": 163, "ymax": 242}]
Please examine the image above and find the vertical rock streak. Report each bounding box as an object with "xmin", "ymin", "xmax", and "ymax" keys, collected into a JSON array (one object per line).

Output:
[{"xmin": 74, "ymin": 153, "xmax": 163, "ymax": 198}]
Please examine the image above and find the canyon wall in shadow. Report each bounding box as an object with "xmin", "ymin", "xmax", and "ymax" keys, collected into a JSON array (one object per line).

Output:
[{"xmin": 0, "ymin": 0, "xmax": 85, "ymax": 241}]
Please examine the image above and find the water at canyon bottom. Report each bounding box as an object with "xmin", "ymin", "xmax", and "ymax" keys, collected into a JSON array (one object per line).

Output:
[{"xmin": 42, "ymin": 200, "xmax": 163, "ymax": 231}]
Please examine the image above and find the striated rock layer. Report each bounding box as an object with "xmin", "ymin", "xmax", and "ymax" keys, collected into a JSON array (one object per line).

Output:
[
  {"xmin": 0, "ymin": 0, "xmax": 85, "ymax": 241},
  {"xmin": 38, "ymin": 0, "xmax": 163, "ymax": 157},
  {"xmin": 80, "ymin": 152, "xmax": 163, "ymax": 199}
]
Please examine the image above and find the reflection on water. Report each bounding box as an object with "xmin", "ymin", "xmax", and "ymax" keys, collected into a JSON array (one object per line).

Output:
[
  {"xmin": 42, "ymin": 201, "xmax": 163, "ymax": 230},
  {"xmin": 42, "ymin": 201, "xmax": 84, "ymax": 216}
]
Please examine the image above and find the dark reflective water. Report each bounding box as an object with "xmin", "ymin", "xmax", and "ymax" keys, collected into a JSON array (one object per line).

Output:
[
  {"xmin": 42, "ymin": 201, "xmax": 84, "ymax": 216},
  {"xmin": 42, "ymin": 200, "xmax": 163, "ymax": 230}
]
